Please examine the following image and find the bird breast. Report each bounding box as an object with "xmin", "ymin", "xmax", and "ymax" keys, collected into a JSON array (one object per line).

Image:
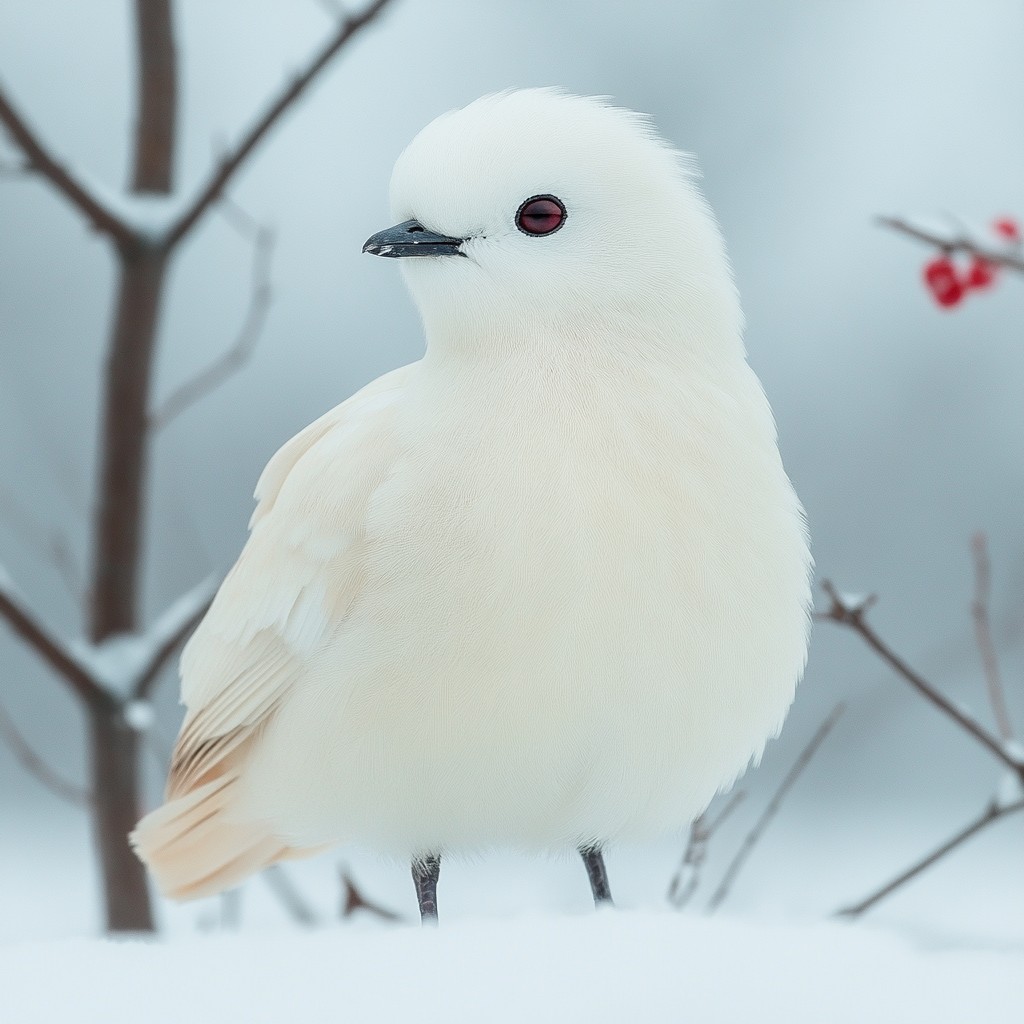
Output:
[{"xmin": 241, "ymin": 348, "xmax": 811, "ymax": 852}]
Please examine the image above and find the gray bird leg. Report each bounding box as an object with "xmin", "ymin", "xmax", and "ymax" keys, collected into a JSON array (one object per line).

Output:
[
  {"xmin": 411, "ymin": 854, "xmax": 441, "ymax": 924},
  {"xmin": 579, "ymin": 845, "xmax": 614, "ymax": 906}
]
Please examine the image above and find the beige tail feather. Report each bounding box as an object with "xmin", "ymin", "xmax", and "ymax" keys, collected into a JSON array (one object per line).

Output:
[{"xmin": 131, "ymin": 775, "xmax": 289, "ymax": 901}]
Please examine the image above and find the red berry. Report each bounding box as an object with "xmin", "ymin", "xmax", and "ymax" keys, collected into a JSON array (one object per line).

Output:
[
  {"xmin": 965, "ymin": 256, "xmax": 997, "ymax": 289},
  {"xmin": 992, "ymin": 217, "xmax": 1020, "ymax": 242},
  {"xmin": 922, "ymin": 255, "xmax": 965, "ymax": 307}
]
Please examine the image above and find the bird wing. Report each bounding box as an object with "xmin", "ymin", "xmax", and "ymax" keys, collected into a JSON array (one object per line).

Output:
[{"xmin": 166, "ymin": 365, "xmax": 411, "ymax": 799}]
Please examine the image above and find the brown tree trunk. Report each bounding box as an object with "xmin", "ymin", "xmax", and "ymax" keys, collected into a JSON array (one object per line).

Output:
[
  {"xmin": 90, "ymin": 250, "xmax": 169, "ymax": 641},
  {"xmin": 85, "ymin": 0, "xmax": 178, "ymax": 933},
  {"xmin": 86, "ymin": 250, "xmax": 168, "ymax": 933},
  {"xmin": 88, "ymin": 705, "xmax": 154, "ymax": 931}
]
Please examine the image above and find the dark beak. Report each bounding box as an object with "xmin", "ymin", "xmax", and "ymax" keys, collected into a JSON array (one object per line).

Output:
[{"xmin": 362, "ymin": 219, "xmax": 466, "ymax": 258}]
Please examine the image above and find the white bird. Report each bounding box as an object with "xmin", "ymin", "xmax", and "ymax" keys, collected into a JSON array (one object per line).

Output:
[{"xmin": 132, "ymin": 89, "xmax": 811, "ymax": 922}]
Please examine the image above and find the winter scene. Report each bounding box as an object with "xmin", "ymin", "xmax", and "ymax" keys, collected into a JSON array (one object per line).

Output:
[{"xmin": 1, "ymin": 2, "xmax": 1022, "ymax": 1022}]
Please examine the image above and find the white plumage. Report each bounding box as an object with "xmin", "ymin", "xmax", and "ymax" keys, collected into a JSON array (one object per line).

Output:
[{"xmin": 132, "ymin": 89, "xmax": 811, "ymax": 903}]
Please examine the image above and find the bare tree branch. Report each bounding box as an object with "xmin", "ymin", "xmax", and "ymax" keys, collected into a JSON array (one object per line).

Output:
[
  {"xmin": 131, "ymin": 0, "xmax": 178, "ymax": 194},
  {"xmin": 164, "ymin": 0, "xmax": 397, "ymax": 248},
  {"xmin": 969, "ymin": 533, "xmax": 1014, "ymax": 742},
  {"xmin": 708, "ymin": 703, "xmax": 846, "ymax": 913},
  {"xmin": 0, "ymin": 568, "xmax": 112, "ymax": 709},
  {"xmin": 0, "ymin": 87, "xmax": 139, "ymax": 248},
  {"xmin": 820, "ymin": 581, "xmax": 1022, "ymax": 775},
  {"xmin": 0, "ymin": 699, "xmax": 91, "ymax": 805},
  {"xmin": 837, "ymin": 797, "xmax": 1024, "ymax": 919},
  {"xmin": 668, "ymin": 789, "xmax": 745, "ymax": 909},
  {"xmin": 340, "ymin": 866, "xmax": 403, "ymax": 922},
  {"xmin": 131, "ymin": 574, "xmax": 220, "ymax": 700},
  {"xmin": 150, "ymin": 222, "xmax": 274, "ymax": 430},
  {"xmin": 877, "ymin": 215, "xmax": 1024, "ymax": 273}
]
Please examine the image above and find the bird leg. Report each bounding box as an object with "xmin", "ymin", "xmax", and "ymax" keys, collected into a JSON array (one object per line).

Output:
[
  {"xmin": 579, "ymin": 845, "xmax": 614, "ymax": 906},
  {"xmin": 411, "ymin": 853, "xmax": 441, "ymax": 924}
]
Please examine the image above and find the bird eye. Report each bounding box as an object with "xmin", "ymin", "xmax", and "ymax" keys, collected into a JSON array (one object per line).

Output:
[{"xmin": 515, "ymin": 195, "xmax": 566, "ymax": 237}]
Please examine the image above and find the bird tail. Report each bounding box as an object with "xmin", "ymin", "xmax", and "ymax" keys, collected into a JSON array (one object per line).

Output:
[{"xmin": 131, "ymin": 775, "xmax": 287, "ymax": 901}]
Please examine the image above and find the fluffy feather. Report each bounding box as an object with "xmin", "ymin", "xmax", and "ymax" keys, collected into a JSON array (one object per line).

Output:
[{"xmin": 133, "ymin": 89, "xmax": 811, "ymax": 899}]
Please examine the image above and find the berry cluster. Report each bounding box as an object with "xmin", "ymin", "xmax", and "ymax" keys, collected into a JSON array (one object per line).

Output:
[{"xmin": 922, "ymin": 218, "xmax": 1019, "ymax": 308}]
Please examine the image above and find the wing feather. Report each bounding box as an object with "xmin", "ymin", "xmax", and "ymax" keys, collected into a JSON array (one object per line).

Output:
[{"xmin": 165, "ymin": 365, "xmax": 410, "ymax": 800}]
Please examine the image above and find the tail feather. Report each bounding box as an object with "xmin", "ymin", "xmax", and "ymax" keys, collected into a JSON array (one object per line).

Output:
[{"xmin": 131, "ymin": 776, "xmax": 284, "ymax": 901}]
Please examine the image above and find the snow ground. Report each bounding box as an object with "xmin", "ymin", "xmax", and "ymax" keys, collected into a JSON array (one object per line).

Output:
[{"xmin": 2, "ymin": 912, "xmax": 1020, "ymax": 1024}]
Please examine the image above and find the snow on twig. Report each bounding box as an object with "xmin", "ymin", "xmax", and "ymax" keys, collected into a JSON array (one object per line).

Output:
[
  {"xmin": 131, "ymin": 573, "xmax": 220, "ymax": 700},
  {"xmin": 1, "ymin": 0, "xmax": 396, "ymax": 253},
  {"xmin": 0, "ymin": 564, "xmax": 216, "ymax": 704},
  {"xmin": 0, "ymin": 564, "xmax": 112, "ymax": 708},
  {"xmin": 821, "ymin": 575, "xmax": 1023, "ymax": 916},
  {"xmin": 70, "ymin": 573, "xmax": 218, "ymax": 700},
  {"xmin": 0, "ymin": 86, "xmax": 138, "ymax": 246},
  {"xmin": 163, "ymin": 0, "xmax": 398, "ymax": 248},
  {"xmin": 707, "ymin": 703, "xmax": 846, "ymax": 913},
  {"xmin": 878, "ymin": 215, "xmax": 1024, "ymax": 273},
  {"xmin": 836, "ymin": 797, "xmax": 1024, "ymax": 919},
  {"xmin": 819, "ymin": 580, "xmax": 1023, "ymax": 775}
]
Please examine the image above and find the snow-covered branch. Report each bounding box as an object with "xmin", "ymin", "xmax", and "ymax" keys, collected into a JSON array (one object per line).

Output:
[
  {"xmin": 2, "ymin": 0, "xmax": 394, "ymax": 258},
  {"xmin": 163, "ymin": 0, "xmax": 397, "ymax": 248},
  {"xmin": 0, "ymin": 565, "xmax": 112, "ymax": 709},
  {"xmin": 819, "ymin": 580, "xmax": 1023, "ymax": 776},
  {"xmin": 878, "ymin": 215, "xmax": 1024, "ymax": 274},
  {"xmin": 69, "ymin": 574, "xmax": 219, "ymax": 701},
  {"xmin": 837, "ymin": 795, "xmax": 1024, "ymax": 919},
  {"xmin": 821, "ymin": 570, "xmax": 1023, "ymax": 917},
  {"xmin": 0, "ymin": 86, "xmax": 139, "ymax": 248},
  {"xmin": 0, "ymin": 563, "xmax": 216, "ymax": 708},
  {"xmin": 131, "ymin": 574, "xmax": 219, "ymax": 699}
]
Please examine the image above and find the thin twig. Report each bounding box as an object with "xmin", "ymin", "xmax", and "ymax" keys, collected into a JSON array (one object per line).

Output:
[
  {"xmin": 165, "ymin": 0, "xmax": 396, "ymax": 248},
  {"xmin": 150, "ymin": 223, "xmax": 274, "ymax": 430},
  {"xmin": 0, "ymin": 568, "xmax": 113, "ymax": 709},
  {"xmin": 667, "ymin": 790, "xmax": 745, "ymax": 908},
  {"xmin": 837, "ymin": 797, "xmax": 1024, "ymax": 918},
  {"xmin": 820, "ymin": 580, "xmax": 1022, "ymax": 775},
  {"xmin": 0, "ymin": 700, "xmax": 91, "ymax": 805},
  {"xmin": 878, "ymin": 215, "xmax": 1024, "ymax": 273},
  {"xmin": 263, "ymin": 865, "xmax": 319, "ymax": 926},
  {"xmin": 0, "ymin": 87, "xmax": 139, "ymax": 247},
  {"xmin": 970, "ymin": 533, "xmax": 1014, "ymax": 742},
  {"xmin": 708, "ymin": 703, "xmax": 846, "ymax": 913},
  {"xmin": 339, "ymin": 866, "xmax": 403, "ymax": 922}
]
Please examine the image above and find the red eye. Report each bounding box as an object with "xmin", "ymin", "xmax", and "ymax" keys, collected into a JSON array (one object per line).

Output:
[{"xmin": 515, "ymin": 195, "xmax": 566, "ymax": 236}]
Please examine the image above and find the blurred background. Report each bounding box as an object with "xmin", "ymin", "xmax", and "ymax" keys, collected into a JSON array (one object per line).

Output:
[{"xmin": 1, "ymin": 0, "xmax": 1022, "ymax": 942}]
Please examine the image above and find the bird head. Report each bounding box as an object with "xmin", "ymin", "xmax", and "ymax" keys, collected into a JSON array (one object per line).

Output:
[{"xmin": 364, "ymin": 89, "xmax": 742, "ymax": 358}]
